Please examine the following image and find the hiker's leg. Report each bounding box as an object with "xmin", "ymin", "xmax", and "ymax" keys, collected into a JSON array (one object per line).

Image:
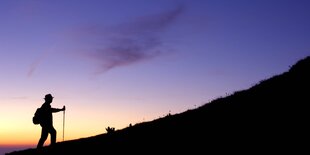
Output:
[
  {"xmin": 49, "ymin": 126, "xmax": 57, "ymax": 146},
  {"xmin": 37, "ymin": 127, "xmax": 48, "ymax": 148}
]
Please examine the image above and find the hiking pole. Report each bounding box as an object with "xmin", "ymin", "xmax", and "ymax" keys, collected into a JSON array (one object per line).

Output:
[{"xmin": 63, "ymin": 106, "xmax": 65, "ymax": 142}]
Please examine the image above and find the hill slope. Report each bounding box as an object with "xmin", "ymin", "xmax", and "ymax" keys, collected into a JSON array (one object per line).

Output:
[{"xmin": 6, "ymin": 56, "xmax": 310, "ymax": 154}]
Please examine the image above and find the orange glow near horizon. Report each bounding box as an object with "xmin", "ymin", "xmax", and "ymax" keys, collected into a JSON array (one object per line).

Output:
[{"xmin": 1, "ymin": 98, "xmax": 180, "ymax": 146}]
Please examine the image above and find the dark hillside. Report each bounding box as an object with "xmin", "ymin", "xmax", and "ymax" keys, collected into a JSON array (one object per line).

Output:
[{"xmin": 6, "ymin": 56, "xmax": 310, "ymax": 154}]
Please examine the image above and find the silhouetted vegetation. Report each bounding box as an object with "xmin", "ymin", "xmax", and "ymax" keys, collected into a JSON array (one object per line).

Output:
[
  {"xmin": 6, "ymin": 56, "xmax": 310, "ymax": 154},
  {"xmin": 105, "ymin": 126, "xmax": 115, "ymax": 134}
]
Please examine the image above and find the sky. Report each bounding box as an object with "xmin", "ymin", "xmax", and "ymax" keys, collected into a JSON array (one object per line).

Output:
[{"xmin": 0, "ymin": 0, "xmax": 310, "ymax": 153}]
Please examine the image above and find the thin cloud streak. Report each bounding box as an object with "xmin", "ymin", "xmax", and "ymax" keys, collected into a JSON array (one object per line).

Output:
[
  {"xmin": 28, "ymin": 58, "xmax": 41, "ymax": 77},
  {"xmin": 27, "ymin": 51, "xmax": 51, "ymax": 77},
  {"xmin": 83, "ymin": 6, "xmax": 184, "ymax": 74}
]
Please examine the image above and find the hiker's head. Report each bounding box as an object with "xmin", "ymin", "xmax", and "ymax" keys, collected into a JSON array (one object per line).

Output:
[{"xmin": 44, "ymin": 94, "xmax": 54, "ymax": 103}]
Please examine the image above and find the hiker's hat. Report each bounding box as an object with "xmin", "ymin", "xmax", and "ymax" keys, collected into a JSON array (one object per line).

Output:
[{"xmin": 44, "ymin": 94, "xmax": 54, "ymax": 99}]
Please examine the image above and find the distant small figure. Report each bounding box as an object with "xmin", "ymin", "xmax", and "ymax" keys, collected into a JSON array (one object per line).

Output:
[{"xmin": 37, "ymin": 94, "xmax": 65, "ymax": 149}]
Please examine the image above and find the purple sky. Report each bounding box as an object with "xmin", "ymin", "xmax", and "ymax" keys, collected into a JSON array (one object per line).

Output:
[{"xmin": 0, "ymin": 0, "xmax": 310, "ymax": 152}]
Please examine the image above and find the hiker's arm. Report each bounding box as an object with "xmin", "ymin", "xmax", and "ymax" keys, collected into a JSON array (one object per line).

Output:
[{"xmin": 51, "ymin": 106, "xmax": 65, "ymax": 112}]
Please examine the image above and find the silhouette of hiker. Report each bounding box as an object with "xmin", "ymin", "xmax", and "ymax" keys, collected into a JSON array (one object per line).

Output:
[{"xmin": 37, "ymin": 94, "xmax": 65, "ymax": 149}]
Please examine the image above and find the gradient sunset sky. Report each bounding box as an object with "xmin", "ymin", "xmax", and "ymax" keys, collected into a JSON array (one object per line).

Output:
[{"xmin": 1, "ymin": 0, "xmax": 309, "ymax": 150}]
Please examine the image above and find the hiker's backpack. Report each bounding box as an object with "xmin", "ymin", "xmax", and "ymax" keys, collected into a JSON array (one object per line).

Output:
[{"xmin": 32, "ymin": 107, "xmax": 43, "ymax": 125}]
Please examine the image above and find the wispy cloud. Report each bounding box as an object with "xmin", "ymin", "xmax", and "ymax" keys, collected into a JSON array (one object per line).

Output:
[
  {"xmin": 27, "ymin": 51, "xmax": 51, "ymax": 77},
  {"xmin": 81, "ymin": 6, "xmax": 184, "ymax": 74},
  {"xmin": 28, "ymin": 57, "xmax": 42, "ymax": 77},
  {"xmin": 27, "ymin": 6, "xmax": 184, "ymax": 76}
]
